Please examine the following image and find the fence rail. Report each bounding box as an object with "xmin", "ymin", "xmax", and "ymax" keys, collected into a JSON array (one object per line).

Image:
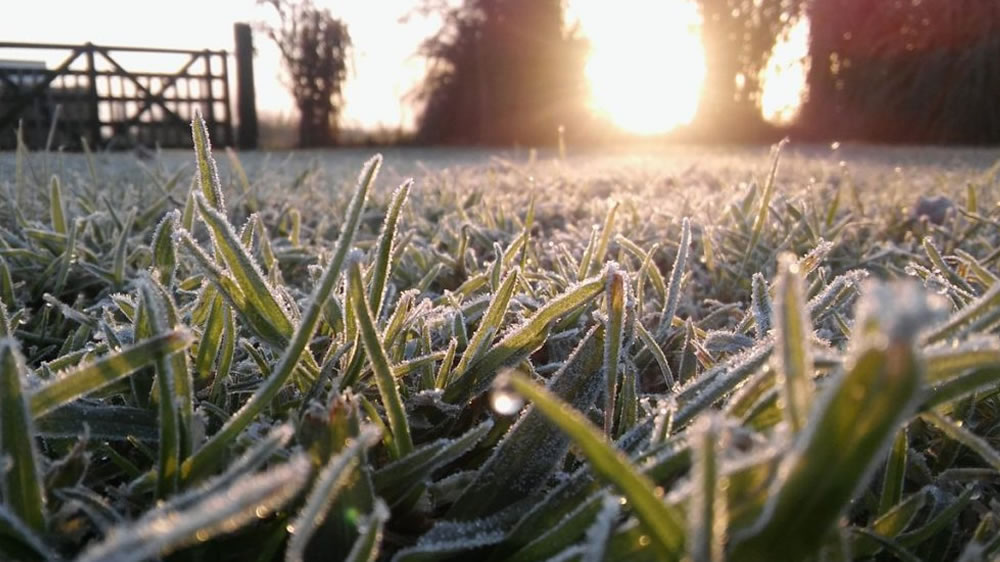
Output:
[{"xmin": 0, "ymin": 41, "xmax": 237, "ymax": 150}]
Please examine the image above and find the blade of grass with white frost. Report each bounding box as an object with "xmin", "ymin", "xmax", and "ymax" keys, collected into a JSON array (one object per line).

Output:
[
  {"xmin": 138, "ymin": 280, "xmax": 181, "ymax": 498},
  {"xmin": 285, "ymin": 426, "xmax": 380, "ymax": 562},
  {"xmin": 77, "ymin": 455, "xmax": 311, "ymax": 562},
  {"xmin": 923, "ymin": 282, "xmax": 1000, "ymax": 345},
  {"xmin": 151, "ymin": 210, "xmax": 179, "ymax": 285},
  {"xmin": 443, "ymin": 269, "xmax": 607, "ymax": 404},
  {"xmin": 369, "ymin": 179, "xmax": 412, "ymax": 319},
  {"xmin": 195, "ymin": 192, "xmax": 294, "ymax": 341},
  {"xmin": 0, "ymin": 339, "xmax": 46, "ymax": 532},
  {"xmin": 30, "ymin": 329, "xmax": 192, "ymax": 417},
  {"xmin": 176, "ymin": 229, "xmax": 288, "ymax": 348},
  {"xmin": 690, "ymin": 414, "xmax": 725, "ymax": 562},
  {"xmin": 449, "ymin": 327, "xmax": 605, "ymax": 519},
  {"xmin": 740, "ymin": 140, "xmax": 786, "ymax": 273},
  {"xmin": 49, "ymin": 174, "xmax": 66, "ymax": 235},
  {"xmin": 373, "ymin": 419, "xmax": 492, "ymax": 507},
  {"xmin": 854, "ymin": 488, "xmax": 930, "ymax": 557},
  {"xmin": 576, "ymin": 226, "xmax": 599, "ymax": 282},
  {"xmin": 454, "ymin": 266, "xmax": 519, "ymax": 376},
  {"xmin": 191, "ymin": 107, "xmax": 226, "ymax": 210},
  {"xmin": 635, "ymin": 320, "xmax": 674, "ymax": 388},
  {"xmin": 604, "ymin": 267, "xmax": 626, "ymax": 435},
  {"xmin": 580, "ymin": 493, "xmax": 621, "ymax": 562},
  {"xmin": 344, "ymin": 500, "xmax": 389, "ymax": 562},
  {"xmin": 922, "ymin": 365, "xmax": 1000, "ymax": 410},
  {"xmin": 922, "ymin": 411, "xmax": 1000, "ymax": 471},
  {"xmin": 181, "ymin": 155, "xmax": 379, "ymax": 483},
  {"xmin": 657, "ymin": 218, "xmax": 691, "ymax": 338},
  {"xmin": 225, "ymin": 146, "xmax": 257, "ymax": 212},
  {"xmin": 588, "ymin": 201, "xmax": 618, "ymax": 277},
  {"xmin": 112, "ymin": 208, "xmax": 135, "ymax": 289},
  {"xmin": 504, "ymin": 372, "xmax": 686, "ymax": 560},
  {"xmin": 348, "ymin": 259, "xmax": 413, "ymax": 457},
  {"xmin": 773, "ymin": 253, "xmax": 814, "ymax": 433},
  {"xmin": 732, "ymin": 284, "xmax": 925, "ymax": 560},
  {"xmin": 924, "ymin": 236, "xmax": 974, "ymax": 295},
  {"xmin": 751, "ymin": 272, "xmax": 772, "ymax": 338}
]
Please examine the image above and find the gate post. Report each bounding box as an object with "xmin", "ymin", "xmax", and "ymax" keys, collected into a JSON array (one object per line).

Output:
[{"xmin": 234, "ymin": 23, "xmax": 258, "ymax": 150}]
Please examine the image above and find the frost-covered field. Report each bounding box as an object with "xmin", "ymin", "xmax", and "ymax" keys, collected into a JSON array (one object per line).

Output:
[{"xmin": 2, "ymin": 125, "xmax": 1000, "ymax": 561}]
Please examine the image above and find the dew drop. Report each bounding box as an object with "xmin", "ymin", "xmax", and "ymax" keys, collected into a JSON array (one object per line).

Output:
[
  {"xmin": 639, "ymin": 535, "xmax": 651, "ymax": 547},
  {"xmin": 491, "ymin": 390, "xmax": 524, "ymax": 416},
  {"xmin": 254, "ymin": 505, "xmax": 269, "ymax": 518},
  {"xmin": 195, "ymin": 529, "xmax": 210, "ymax": 542}
]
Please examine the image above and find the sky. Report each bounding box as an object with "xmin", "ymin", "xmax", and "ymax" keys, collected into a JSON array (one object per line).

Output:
[{"xmin": 1, "ymin": 1, "xmax": 809, "ymax": 135}]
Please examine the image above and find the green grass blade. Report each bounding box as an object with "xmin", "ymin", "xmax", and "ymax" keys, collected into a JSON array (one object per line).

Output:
[
  {"xmin": 195, "ymin": 192, "xmax": 294, "ymax": 341},
  {"xmin": 191, "ymin": 107, "xmax": 226, "ymax": 210},
  {"xmin": 348, "ymin": 259, "xmax": 413, "ymax": 457},
  {"xmin": 138, "ymin": 279, "xmax": 181, "ymax": 498},
  {"xmin": 369, "ymin": 179, "xmax": 412, "ymax": 319},
  {"xmin": 750, "ymin": 272, "xmax": 772, "ymax": 338},
  {"xmin": 503, "ymin": 371, "xmax": 687, "ymax": 560},
  {"xmin": 344, "ymin": 500, "xmax": 389, "ymax": 562},
  {"xmin": 112, "ymin": 208, "xmax": 136, "ymax": 289},
  {"xmin": 0, "ymin": 339, "xmax": 46, "ymax": 532},
  {"xmin": 773, "ymin": 253, "xmax": 814, "ymax": 432},
  {"xmin": 878, "ymin": 428, "xmax": 908, "ymax": 516},
  {"xmin": 444, "ymin": 268, "xmax": 606, "ymax": 404},
  {"xmin": 77, "ymin": 455, "xmax": 311, "ymax": 562},
  {"xmin": 588, "ymin": 201, "xmax": 619, "ymax": 277},
  {"xmin": 731, "ymin": 282, "xmax": 926, "ymax": 560},
  {"xmin": 922, "ymin": 411, "xmax": 1000, "ymax": 471},
  {"xmin": 740, "ymin": 140, "xmax": 786, "ymax": 272},
  {"xmin": 454, "ymin": 266, "xmax": 519, "ymax": 376},
  {"xmin": 690, "ymin": 414, "xmax": 726, "ymax": 562},
  {"xmin": 30, "ymin": 329, "xmax": 192, "ymax": 417},
  {"xmin": 182, "ymin": 155, "xmax": 379, "ymax": 483},
  {"xmin": 225, "ymin": 146, "xmax": 257, "ymax": 212},
  {"xmin": 923, "ymin": 282, "xmax": 1000, "ymax": 345},
  {"xmin": 635, "ymin": 320, "xmax": 674, "ymax": 388},
  {"xmin": 449, "ymin": 326, "xmax": 604, "ymax": 519},
  {"xmin": 581, "ymin": 493, "xmax": 621, "ymax": 562},
  {"xmin": 151, "ymin": 210, "xmax": 179, "ymax": 285},
  {"xmin": 49, "ymin": 174, "xmax": 67, "ymax": 235},
  {"xmin": 604, "ymin": 267, "xmax": 627, "ymax": 435},
  {"xmin": 0, "ymin": 255, "xmax": 15, "ymax": 312},
  {"xmin": 194, "ymin": 293, "xmax": 225, "ymax": 381},
  {"xmin": 658, "ymin": 218, "xmax": 691, "ymax": 338},
  {"xmin": 285, "ymin": 426, "xmax": 380, "ymax": 562},
  {"xmin": 375, "ymin": 419, "xmax": 492, "ymax": 508}
]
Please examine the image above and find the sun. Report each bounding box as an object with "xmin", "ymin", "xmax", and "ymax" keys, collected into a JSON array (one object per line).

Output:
[{"xmin": 568, "ymin": 0, "xmax": 706, "ymax": 135}]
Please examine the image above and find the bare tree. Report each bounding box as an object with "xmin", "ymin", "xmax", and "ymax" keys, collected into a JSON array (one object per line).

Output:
[{"xmin": 258, "ymin": 0, "xmax": 351, "ymax": 147}]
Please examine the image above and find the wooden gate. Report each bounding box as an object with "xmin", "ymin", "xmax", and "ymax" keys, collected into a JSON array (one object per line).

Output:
[{"xmin": 0, "ymin": 42, "xmax": 234, "ymax": 150}]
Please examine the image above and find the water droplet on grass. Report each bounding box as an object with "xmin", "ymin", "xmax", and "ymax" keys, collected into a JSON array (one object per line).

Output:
[{"xmin": 491, "ymin": 389, "xmax": 523, "ymax": 415}]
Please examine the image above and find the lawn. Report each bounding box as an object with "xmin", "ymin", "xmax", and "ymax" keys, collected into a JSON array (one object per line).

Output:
[{"xmin": 1, "ymin": 119, "xmax": 1000, "ymax": 561}]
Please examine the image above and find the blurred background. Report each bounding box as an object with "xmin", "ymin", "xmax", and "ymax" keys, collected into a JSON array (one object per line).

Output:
[{"xmin": 1, "ymin": 0, "xmax": 998, "ymax": 150}]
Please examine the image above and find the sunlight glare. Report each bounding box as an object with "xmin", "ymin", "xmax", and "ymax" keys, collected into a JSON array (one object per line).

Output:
[
  {"xmin": 760, "ymin": 16, "xmax": 811, "ymax": 125},
  {"xmin": 569, "ymin": 1, "xmax": 705, "ymax": 135}
]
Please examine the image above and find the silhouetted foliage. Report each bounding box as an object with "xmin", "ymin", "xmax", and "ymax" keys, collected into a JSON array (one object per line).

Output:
[
  {"xmin": 412, "ymin": 0, "xmax": 590, "ymax": 145},
  {"xmin": 692, "ymin": 0, "xmax": 804, "ymax": 140},
  {"xmin": 802, "ymin": 0, "xmax": 1000, "ymax": 143},
  {"xmin": 258, "ymin": 0, "xmax": 351, "ymax": 147}
]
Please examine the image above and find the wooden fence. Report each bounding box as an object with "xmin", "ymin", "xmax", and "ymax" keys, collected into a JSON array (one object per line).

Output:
[{"xmin": 0, "ymin": 30, "xmax": 257, "ymax": 150}]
